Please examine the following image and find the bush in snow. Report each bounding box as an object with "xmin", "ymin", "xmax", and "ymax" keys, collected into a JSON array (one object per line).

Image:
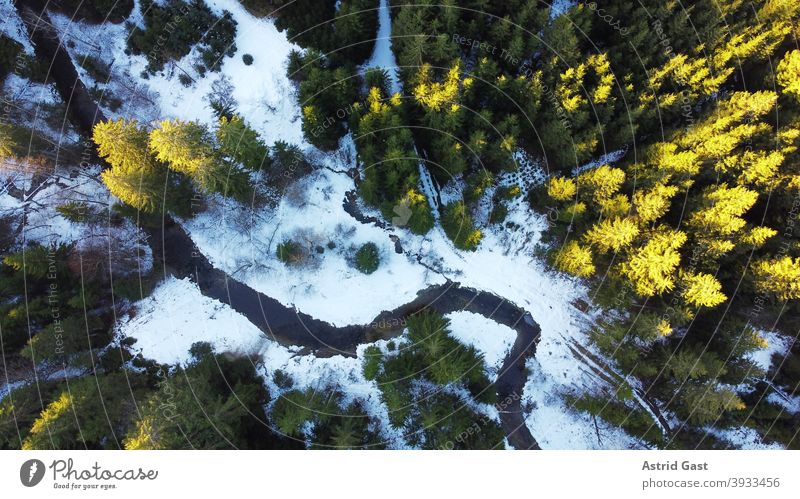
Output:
[
  {"xmin": 77, "ymin": 54, "xmax": 111, "ymax": 82},
  {"xmin": 242, "ymin": 53, "xmax": 254, "ymax": 65},
  {"xmin": 441, "ymin": 201, "xmax": 482, "ymax": 251},
  {"xmin": 276, "ymin": 239, "xmax": 305, "ymax": 265},
  {"xmin": 354, "ymin": 242, "xmax": 380, "ymax": 274}
]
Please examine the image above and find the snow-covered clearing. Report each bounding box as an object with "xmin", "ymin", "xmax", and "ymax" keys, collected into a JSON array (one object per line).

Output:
[
  {"xmin": 116, "ymin": 276, "xmax": 268, "ymax": 365},
  {"xmin": 49, "ymin": 0, "xmax": 303, "ymax": 144},
  {"xmin": 446, "ymin": 311, "xmax": 515, "ymax": 378},
  {"xmin": 183, "ymin": 139, "xmax": 444, "ymax": 327}
]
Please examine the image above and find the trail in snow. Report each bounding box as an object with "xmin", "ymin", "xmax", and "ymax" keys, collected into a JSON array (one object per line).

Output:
[{"xmin": 362, "ymin": 0, "xmax": 402, "ymax": 94}]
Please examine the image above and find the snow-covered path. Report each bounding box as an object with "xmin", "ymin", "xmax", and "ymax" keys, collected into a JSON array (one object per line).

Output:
[{"xmin": 362, "ymin": 0, "xmax": 402, "ymax": 94}]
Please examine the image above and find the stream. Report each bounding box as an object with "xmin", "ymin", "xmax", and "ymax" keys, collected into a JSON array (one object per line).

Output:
[
  {"xmin": 16, "ymin": 0, "xmax": 107, "ymax": 136},
  {"xmin": 151, "ymin": 217, "xmax": 541, "ymax": 449}
]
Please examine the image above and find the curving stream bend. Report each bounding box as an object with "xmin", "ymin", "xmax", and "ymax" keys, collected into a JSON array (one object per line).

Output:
[{"xmin": 150, "ymin": 218, "xmax": 541, "ymax": 449}]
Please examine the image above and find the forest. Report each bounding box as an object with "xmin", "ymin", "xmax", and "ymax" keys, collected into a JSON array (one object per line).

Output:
[{"xmin": 0, "ymin": 0, "xmax": 798, "ymax": 450}]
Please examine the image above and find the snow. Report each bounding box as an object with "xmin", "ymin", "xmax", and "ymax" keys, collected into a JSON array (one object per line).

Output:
[
  {"xmin": 747, "ymin": 330, "xmax": 800, "ymax": 415},
  {"xmin": 48, "ymin": 0, "xmax": 303, "ymax": 144},
  {"xmin": 549, "ymin": 0, "xmax": 576, "ymax": 19},
  {"xmin": 362, "ymin": 0, "xmax": 402, "ymax": 95},
  {"xmin": 747, "ymin": 330, "xmax": 795, "ymax": 372},
  {"xmin": 704, "ymin": 425, "xmax": 783, "ymax": 450},
  {"xmin": 766, "ymin": 390, "xmax": 800, "ymax": 414},
  {"xmin": 445, "ymin": 311, "xmax": 515, "ymax": 377},
  {"xmin": 571, "ymin": 148, "xmax": 626, "ymax": 176},
  {"xmin": 0, "ymin": 0, "xmax": 34, "ymax": 54},
  {"xmin": 0, "ymin": 366, "xmax": 87, "ymax": 403},
  {"xmin": 182, "ymin": 139, "xmax": 444, "ymax": 327},
  {"xmin": 3, "ymin": 73, "xmax": 60, "ymax": 105},
  {"xmin": 116, "ymin": 276, "xmax": 266, "ymax": 366},
  {"xmin": 0, "ymin": 380, "xmax": 25, "ymax": 403},
  {"xmin": 0, "ymin": 165, "xmax": 153, "ymax": 273}
]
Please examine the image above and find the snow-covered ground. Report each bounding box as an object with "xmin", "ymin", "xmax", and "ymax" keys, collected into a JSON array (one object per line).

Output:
[
  {"xmin": 362, "ymin": 0, "xmax": 402, "ymax": 95},
  {"xmin": 748, "ymin": 330, "xmax": 795, "ymax": 373},
  {"xmin": 446, "ymin": 311, "xmax": 515, "ymax": 378},
  {"xmin": 0, "ymin": 380, "xmax": 25, "ymax": 403},
  {"xmin": 116, "ymin": 276, "xmax": 268, "ymax": 365},
  {"xmin": 705, "ymin": 426, "xmax": 784, "ymax": 450},
  {"xmin": 0, "ymin": 165, "xmax": 153, "ymax": 271},
  {"xmin": 748, "ymin": 330, "xmax": 800, "ymax": 415},
  {"xmin": 0, "ymin": 0, "xmax": 34, "ymax": 53},
  {"xmin": 183, "ymin": 140, "xmax": 444, "ymax": 326},
  {"xmin": 48, "ymin": 0, "xmax": 303, "ymax": 144},
  {"xmin": 549, "ymin": 0, "xmax": 576, "ymax": 19}
]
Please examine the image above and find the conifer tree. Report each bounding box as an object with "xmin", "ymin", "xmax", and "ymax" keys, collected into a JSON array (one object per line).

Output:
[
  {"xmin": 547, "ymin": 176, "xmax": 577, "ymax": 201},
  {"xmin": 631, "ymin": 184, "xmax": 677, "ymax": 224},
  {"xmin": 553, "ymin": 240, "xmax": 595, "ymax": 278},
  {"xmin": 584, "ymin": 217, "xmax": 640, "ymax": 253},
  {"xmin": 125, "ymin": 344, "xmax": 275, "ymax": 449},
  {"xmin": 620, "ymin": 229, "xmax": 686, "ymax": 296},
  {"xmin": 441, "ymin": 201, "xmax": 482, "ymax": 251},
  {"xmin": 93, "ymin": 119, "xmax": 169, "ymax": 213},
  {"xmin": 681, "ymin": 272, "xmax": 727, "ymax": 308},
  {"xmin": 149, "ymin": 119, "xmax": 214, "ymax": 176},
  {"xmin": 751, "ymin": 256, "xmax": 800, "ymax": 300},
  {"xmin": 777, "ymin": 49, "xmax": 800, "ymax": 101},
  {"xmin": 216, "ymin": 115, "xmax": 269, "ymax": 171},
  {"xmin": 679, "ymin": 382, "xmax": 745, "ymax": 426},
  {"xmin": 577, "ymin": 165, "xmax": 625, "ymax": 203}
]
